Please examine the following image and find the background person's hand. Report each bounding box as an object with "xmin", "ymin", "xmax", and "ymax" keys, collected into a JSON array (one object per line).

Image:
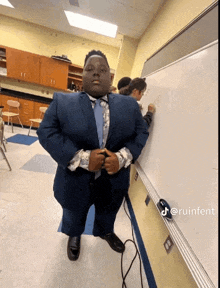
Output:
[
  {"xmin": 89, "ymin": 149, "xmax": 105, "ymax": 171},
  {"xmin": 148, "ymin": 103, "xmax": 156, "ymax": 114},
  {"xmin": 104, "ymin": 149, "xmax": 119, "ymax": 175}
]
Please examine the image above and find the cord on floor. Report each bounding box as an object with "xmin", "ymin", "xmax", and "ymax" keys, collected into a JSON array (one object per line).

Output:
[{"xmin": 121, "ymin": 198, "xmax": 144, "ymax": 288}]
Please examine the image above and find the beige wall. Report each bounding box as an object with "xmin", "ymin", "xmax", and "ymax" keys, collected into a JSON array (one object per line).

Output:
[
  {"xmin": 131, "ymin": 0, "xmax": 215, "ymax": 78},
  {"xmin": 129, "ymin": 166, "xmax": 198, "ymax": 288},
  {"xmin": 0, "ymin": 14, "xmax": 119, "ymax": 72},
  {"xmin": 113, "ymin": 36, "xmax": 139, "ymax": 88}
]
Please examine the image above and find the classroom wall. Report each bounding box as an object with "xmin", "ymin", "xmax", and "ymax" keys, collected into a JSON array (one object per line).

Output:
[
  {"xmin": 129, "ymin": 166, "xmax": 198, "ymax": 288},
  {"xmin": 0, "ymin": 14, "xmax": 120, "ymax": 79},
  {"xmin": 113, "ymin": 36, "xmax": 139, "ymax": 89},
  {"xmin": 130, "ymin": 0, "xmax": 215, "ymax": 78}
]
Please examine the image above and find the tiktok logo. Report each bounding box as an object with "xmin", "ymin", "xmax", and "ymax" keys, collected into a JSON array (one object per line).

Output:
[{"xmin": 161, "ymin": 207, "xmax": 169, "ymax": 216}]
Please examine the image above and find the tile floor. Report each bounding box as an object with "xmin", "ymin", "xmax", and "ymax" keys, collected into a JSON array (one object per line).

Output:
[{"xmin": 0, "ymin": 125, "xmax": 150, "ymax": 288}]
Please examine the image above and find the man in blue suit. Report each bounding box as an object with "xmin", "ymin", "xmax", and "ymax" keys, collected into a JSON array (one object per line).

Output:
[{"xmin": 37, "ymin": 50, "xmax": 149, "ymax": 261}]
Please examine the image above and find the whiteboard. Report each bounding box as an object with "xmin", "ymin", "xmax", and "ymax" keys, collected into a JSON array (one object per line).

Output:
[{"xmin": 138, "ymin": 41, "xmax": 218, "ymax": 287}]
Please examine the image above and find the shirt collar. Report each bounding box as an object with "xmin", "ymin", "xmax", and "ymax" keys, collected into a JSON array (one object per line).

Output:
[{"xmin": 87, "ymin": 94, "xmax": 108, "ymax": 103}]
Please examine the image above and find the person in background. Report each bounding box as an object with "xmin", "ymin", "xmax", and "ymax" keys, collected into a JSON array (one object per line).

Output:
[
  {"xmin": 118, "ymin": 77, "xmax": 155, "ymax": 128},
  {"xmin": 117, "ymin": 77, "xmax": 131, "ymax": 92},
  {"xmin": 37, "ymin": 50, "xmax": 149, "ymax": 261}
]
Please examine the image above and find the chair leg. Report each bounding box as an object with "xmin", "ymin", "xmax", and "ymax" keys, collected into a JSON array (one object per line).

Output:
[
  {"xmin": 0, "ymin": 147, "xmax": 12, "ymax": 171},
  {"xmin": 2, "ymin": 141, "xmax": 7, "ymax": 152},
  {"xmin": 28, "ymin": 122, "xmax": 33, "ymax": 136},
  {"xmin": 9, "ymin": 116, "xmax": 14, "ymax": 133},
  {"xmin": 3, "ymin": 136, "xmax": 7, "ymax": 144},
  {"xmin": 18, "ymin": 116, "xmax": 23, "ymax": 129}
]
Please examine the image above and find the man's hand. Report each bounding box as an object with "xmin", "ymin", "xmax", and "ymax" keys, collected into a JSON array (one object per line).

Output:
[
  {"xmin": 148, "ymin": 103, "xmax": 156, "ymax": 114},
  {"xmin": 104, "ymin": 149, "xmax": 119, "ymax": 175},
  {"xmin": 89, "ymin": 149, "xmax": 105, "ymax": 171}
]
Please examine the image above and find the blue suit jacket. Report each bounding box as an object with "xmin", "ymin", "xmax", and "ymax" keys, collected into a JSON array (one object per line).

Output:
[{"xmin": 37, "ymin": 92, "xmax": 149, "ymax": 210}]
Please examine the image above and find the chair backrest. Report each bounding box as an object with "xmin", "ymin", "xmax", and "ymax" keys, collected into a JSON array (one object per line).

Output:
[
  {"xmin": 39, "ymin": 107, "xmax": 47, "ymax": 113},
  {"xmin": 39, "ymin": 107, "xmax": 47, "ymax": 119},
  {"xmin": 7, "ymin": 100, "xmax": 20, "ymax": 114},
  {"xmin": 7, "ymin": 100, "xmax": 20, "ymax": 108}
]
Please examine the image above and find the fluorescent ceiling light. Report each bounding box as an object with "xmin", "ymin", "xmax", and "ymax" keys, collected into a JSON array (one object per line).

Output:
[
  {"xmin": 64, "ymin": 10, "xmax": 117, "ymax": 38},
  {"xmin": 0, "ymin": 0, "xmax": 14, "ymax": 8}
]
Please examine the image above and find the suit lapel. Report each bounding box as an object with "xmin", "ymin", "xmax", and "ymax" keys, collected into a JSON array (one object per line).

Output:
[{"xmin": 79, "ymin": 92, "xmax": 99, "ymax": 148}]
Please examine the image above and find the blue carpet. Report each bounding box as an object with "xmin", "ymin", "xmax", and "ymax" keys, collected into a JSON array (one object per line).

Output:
[{"xmin": 7, "ymin": 134, "xmax": 38, "ymax": 145}]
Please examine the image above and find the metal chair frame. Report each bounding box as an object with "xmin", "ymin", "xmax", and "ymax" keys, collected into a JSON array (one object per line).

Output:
[
  {"xmin": 2, "ymin": 100, "xmax": 23, "ymax": 133},
  {"xmin": 0, "ymin": 118, "xmax": 12, "ymax": 171},
  {"xmin": 28, "ymin": 107, "xmax": 47, "ymax": 136}
]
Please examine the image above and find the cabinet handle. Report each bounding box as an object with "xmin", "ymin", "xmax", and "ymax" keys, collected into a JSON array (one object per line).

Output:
[
  {"xmin": 53, "ymin": 80, "xmax": 56, "ymax": 85},
  {"xmin": 21, "ymin": 72, "xmax": 23, "ymax": 77},
  {"xmin": 24, "ymin": 73, "xmax": 26, "ymax": 78},
  {"xmin": 51, "ymin": 79, "xmax": 52, "ymax": 84}
]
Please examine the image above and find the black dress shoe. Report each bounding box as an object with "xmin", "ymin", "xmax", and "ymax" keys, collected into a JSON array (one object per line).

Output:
[
  {"xmin": 67, "ymin": 236, "xmax": 81, "ymax": 261},
  {"xmin": 100, "ymin": 233, "xmax": 125, "ymax": 253}
]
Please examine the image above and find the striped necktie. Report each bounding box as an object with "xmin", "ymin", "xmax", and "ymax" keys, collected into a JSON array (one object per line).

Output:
[
  {"xmin": 93, "ymin": 98, "xmax": 104, "ymax": 178},
  {"xmin": 94, "ymin": 98, "xmax": 103, "ymax": 148}
]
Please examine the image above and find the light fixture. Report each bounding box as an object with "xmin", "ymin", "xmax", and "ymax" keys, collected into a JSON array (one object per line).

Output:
[
  {"xmin": 0, "ymin": 0, "xmax": 14, "ymax": 8},
  {"xmin": 64, "ymin": 10, "xmax": 117, "ymax": 38}
]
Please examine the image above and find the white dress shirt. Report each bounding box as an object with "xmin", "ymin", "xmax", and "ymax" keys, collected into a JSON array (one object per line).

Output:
[{"xmin": 68, "ymin": 94, "xmax": 133, "ymax": 172}]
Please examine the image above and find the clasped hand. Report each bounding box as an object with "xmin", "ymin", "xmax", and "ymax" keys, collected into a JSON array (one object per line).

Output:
[{"xmin": 88, "ymin": 148, "xmax": 119, "ymax": 175}]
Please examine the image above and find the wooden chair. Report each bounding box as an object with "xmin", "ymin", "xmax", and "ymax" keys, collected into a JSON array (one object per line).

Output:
[
  {"xmin": 2, "ymin": 100, "xmax": 23, "ymax": 133},
  {"xmin": 28, "ymin": 107, "xmax": 47, "ymax": 136},
  {"xmin": 0, "ymin": 117, "xmax": 12, "ymax": 171}
]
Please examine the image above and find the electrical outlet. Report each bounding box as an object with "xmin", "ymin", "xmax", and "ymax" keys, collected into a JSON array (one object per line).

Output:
[
  {"xmin": 134, "ymin": 172, "xmax": 138, "ymax": 181},
  {"xmin": 164, "ymin": 235, "xmax": 174, "ymax": 253}
]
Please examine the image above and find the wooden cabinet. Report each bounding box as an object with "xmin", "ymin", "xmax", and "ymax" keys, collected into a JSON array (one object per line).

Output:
[
  {"xmin": 6, "ymin": 48, "xmax": 40, "ymax": 84},
  {"xmin": 0, "ymin": 94, "xmax": 49, "ymax": 128},
  {"xmin": 40, "ymin": 56, "xmax": 68, "ymax": 90},
  {"xmin": 18, "ymin": 98, "xmax": 34, "ymax": 126},
  {"xmin": 1, "ymin": 45, "xmax": 114, "ymax": 92}
]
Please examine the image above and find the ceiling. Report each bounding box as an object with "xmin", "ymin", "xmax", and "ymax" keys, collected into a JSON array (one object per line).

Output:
[{"xmin": 0, "ymin": 0, "xmax": 166, "ymax": 47}]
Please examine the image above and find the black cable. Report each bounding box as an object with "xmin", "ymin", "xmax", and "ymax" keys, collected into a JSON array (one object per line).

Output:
[{"xmin": 121, "ymin": 198, "xmax": 144, "ymax": 288}]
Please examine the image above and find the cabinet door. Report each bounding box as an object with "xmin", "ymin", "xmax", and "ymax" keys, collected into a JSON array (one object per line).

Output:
[
  {"xmin": 6, "ymin": 48, "xmax": 40, "ymax": 84},
  {"xmin": 40, "ymin": 57, "xmax": 68, "ymax": 90},
  {"xmin": 18, "ymin": 98, "xmax": 34, "ymax": 127}
]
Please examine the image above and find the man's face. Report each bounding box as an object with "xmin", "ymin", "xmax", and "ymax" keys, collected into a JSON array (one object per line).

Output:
[{"xmin": 82, "ymin": 55, "xmax": 111, "ymax": 98}]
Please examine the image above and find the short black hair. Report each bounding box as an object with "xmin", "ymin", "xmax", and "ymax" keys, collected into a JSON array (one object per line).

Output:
[
  {"xmin": 119, "ymin": 77, "xmax": 147, "ymax": 95},
  {"xmin": 84, "ymin": 50, "xmax": 109, "ymax": 67},
  {"xmin": 117, "ymin": 77, "xmax": 131, "ymax": 90}
]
